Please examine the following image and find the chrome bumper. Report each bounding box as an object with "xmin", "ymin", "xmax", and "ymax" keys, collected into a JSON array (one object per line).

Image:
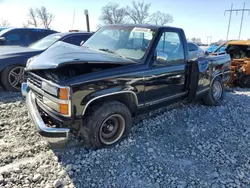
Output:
[{"xmin": 22, "ymin": 83, "xmax": 70, "ymax": 138}]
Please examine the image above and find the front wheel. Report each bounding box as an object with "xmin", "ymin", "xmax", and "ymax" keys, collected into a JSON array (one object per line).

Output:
[
  {"xmin": 202, "ymin": 76, "xmax": 224, "ymax": 106},
  {"xmin": 80, "ymin": 101, "xmax": 132, "ymax": 148},
  {"xmin": 1, "ymin": 65, "xmax": 26, "ymax": 92}
]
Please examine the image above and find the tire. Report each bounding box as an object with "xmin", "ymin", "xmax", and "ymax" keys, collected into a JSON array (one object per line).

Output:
[
  {"xmin": 202, "ymin": 76, "xmax": 224, "ymax": 106},
  {"xmin": 80, "ymin": 101, "xmax": 132, "ymax": 148},
  {"xmin": 239, "ymin": 75, "xmax": 250, "ymax": 88},
  {"xmin": 0, "ymin": 65, "xmax": 26, "ymax": 92}
]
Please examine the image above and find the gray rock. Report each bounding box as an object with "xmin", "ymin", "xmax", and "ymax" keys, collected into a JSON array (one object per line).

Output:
[
  {"xmin": 58, "ymin": 170, "xmax": 67, "ymax": 178},
  {"xmin": 68, "ymin": 171, "xmax": 74, "ymax": 176},
  {"xmin": 32, "ymin": 174, "xmax": 41, "ymax": 182},
  {"xmin": 147, "ymin": 148, "xmax": 154, "ymax": 153},
  {"xmin": 211, "ymin": 171, "xmax": 219, "ymax": 179},
  {"xmin": 177, "ymin": 181, "xmax": 187, "ymax": 188},
  {"xmin": 72, "ymin": 165, "xmax": 78, "ymax": 170},
  {"xmin": 211, "ymin": 183, "xmax": 221, "ymax": 188},
  {"xmin": 0, "ymin": 174, "xmax": 4, "ymax": 184},
  {"xmin": 53, "ymin": 179, "xmax": 62, "ymax": 188},
  {"xmin": 44, "ymin": 183, "xmax": 52, "ymax": 188},
  {"xmin": 65, "ymin": 164, "xmax": 73, "ymax": 172}
]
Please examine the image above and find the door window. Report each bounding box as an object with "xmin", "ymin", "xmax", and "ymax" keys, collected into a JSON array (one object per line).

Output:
[
  {"xmin": 156, "ymin": 31, "xmax": 184, "ymax": 64},
  {"xmin": 188, "ymin": 43, "xmax": 198, "ymax": 51},
  {"xmin": 4, "ymin": 30, "xmax": 21, "ymax": 44}
]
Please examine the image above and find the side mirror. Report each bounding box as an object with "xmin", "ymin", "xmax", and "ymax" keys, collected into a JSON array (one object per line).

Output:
[
  {"xmin": 156, "ymin": 51, "xmax": 168, "ymax": 64},
  {"xmin": 0, "ymin": 37, "xmax": 6, "ymax": 45},
  {"xmin": 80, "ymin": 40, "xmax": 85, "ymax": 46}
]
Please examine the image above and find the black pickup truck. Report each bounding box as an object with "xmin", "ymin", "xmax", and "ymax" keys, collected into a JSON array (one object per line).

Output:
[{"xmin": 22, "ymin": 24, "xmax": 231, "ymax": 148}]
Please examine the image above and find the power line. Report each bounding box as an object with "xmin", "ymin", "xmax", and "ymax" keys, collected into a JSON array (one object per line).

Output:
[{"xmin": 224, "ymin": 2, "xmax": 250, "ymax": 40}]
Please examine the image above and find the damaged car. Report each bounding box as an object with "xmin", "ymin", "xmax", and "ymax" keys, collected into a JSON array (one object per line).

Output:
[{"xmin": 22, "ymin": 24, "xmax": 231, "ymax": 148}]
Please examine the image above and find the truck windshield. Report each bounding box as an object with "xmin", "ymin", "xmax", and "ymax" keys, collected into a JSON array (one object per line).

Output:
[
  {"xmin": 29, "ymin": 34, "xmax": 62, "ymax": 50},
  {"xmin": 83, "ymin": 27, "xmax": 156, "ymax": 60}
]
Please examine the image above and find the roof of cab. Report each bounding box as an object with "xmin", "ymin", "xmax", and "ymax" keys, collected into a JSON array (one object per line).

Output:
[
  {"xmin": 228, "ymin": 40, "xmax": 250, "ymax": 46},
  {"xmin": 102, "ymin": 24, "xmax": 182, "ymax": 30}
]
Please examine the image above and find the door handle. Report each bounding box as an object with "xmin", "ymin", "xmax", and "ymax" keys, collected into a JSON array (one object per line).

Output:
[{"xmin": 169, "ymin": 75, "xmax": 182, "ymax": 79}]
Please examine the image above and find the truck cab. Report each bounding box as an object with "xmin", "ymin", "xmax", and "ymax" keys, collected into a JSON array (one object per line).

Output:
[{"xmin": 22, "ymin": 24, "xmax": 231, "ymax": 148}]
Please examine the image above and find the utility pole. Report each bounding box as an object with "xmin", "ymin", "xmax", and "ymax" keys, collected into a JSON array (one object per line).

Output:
[
  {"xmin": 239, "ymin": 3, "xmax": 247, "ymax": 40},
  {"xmin": 224, "ymin": 3, "xmax": 250, "ymax": 40},
  {"xmin": 225, "ymin": 3, "xmax": 233, "ymax": 41},
  {"xmin": 72, "ymin": 9, "xmax": 75, "ymax": 29},
  {"xmin": 84, "ymin": 9, "xmax": 90, "ymax": 32},
  {"xmin": 207, "ymin": 36, "xmax": 212, "ymax": 45}
]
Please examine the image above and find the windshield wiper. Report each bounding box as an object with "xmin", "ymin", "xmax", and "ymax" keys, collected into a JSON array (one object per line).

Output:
[{"xmin": 98, "ymin": 48, "xmax": 126, "ymax": 59}]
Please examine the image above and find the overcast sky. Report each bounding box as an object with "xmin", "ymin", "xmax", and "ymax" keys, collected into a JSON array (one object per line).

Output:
[{"xmin": 0, "ymin": 0, "xmax": 249, "ymax": 43}]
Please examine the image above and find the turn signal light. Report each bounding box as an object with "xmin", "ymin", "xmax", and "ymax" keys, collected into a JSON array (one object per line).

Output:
[
  {"xmin": 60, "ymin": 104, "xmax": 69, "ymax": 115},
  {"xmin": 60, "ymin": 88, "xmax": 69, "ymax": 100}
]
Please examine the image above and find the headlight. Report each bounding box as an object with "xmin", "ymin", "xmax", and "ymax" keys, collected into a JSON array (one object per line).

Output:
[
  {"xmin": 43, "ymin": 96, "xmax": 69, "ymax": 115},
  {"xmin": 42, "ymin": 81, "xmax": 58, "ymax": 96},
  {"xmin": 41, "ymin": 84, "xmax": 70, "ymax": 116},
  {"xmin": 43, "ymin": 96, "xmax": 60, "ymax": 111}
]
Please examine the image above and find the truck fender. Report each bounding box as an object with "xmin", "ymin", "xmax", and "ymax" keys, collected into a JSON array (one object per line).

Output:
[
  {"xmin": 81, "ymin": 89, "xmax": 139, "ymax": 116},
  {"xmin": 187, "ymin": 60, "xmax": 199, "ymax": 102}
]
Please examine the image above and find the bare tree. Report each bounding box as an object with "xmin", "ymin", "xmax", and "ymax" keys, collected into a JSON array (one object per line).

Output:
[
  {"xmin": 126, "ymin": 0, "xmax": 151, "ymax": 24},
  {"xmin": 22, "ymin": 22, "xmax": 29, "ymax": 28},
  {"xmin": 217, "ymin": 39, "xmax": 227, "ymax": 45},
  {"xmin": 150, "ymin": 11, "xmax": 173, "ymax": 25},
  {"xmin": 100, "ymin": 2, "xmax": 127, "ymax": 25},
  {"xmin": 191, "ymin": 37, "xmax": 202, "ymax": 45},
  {"xmin": 27, "ymin": 8, "xmax": 38, "ymax": 27},
  {"xmin": 36, "ymin": 6, "xmax": 54, "ymax": 29},
  {"xmin": 0, "ymin": 19, "xmax": 10, "ymax": 26}
]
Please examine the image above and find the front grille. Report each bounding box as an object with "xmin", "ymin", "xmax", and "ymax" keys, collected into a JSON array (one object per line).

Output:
[
  {"xmin": 33, "ymin": 90, "xmax": 43, "ymax": 102},
  {"xmin": 27, "ymin": 73, "xmax": 42, "ymax": 88},
  {"xmin": 27, "ymin": 73, "xmax": 43, "ymax": 102}
]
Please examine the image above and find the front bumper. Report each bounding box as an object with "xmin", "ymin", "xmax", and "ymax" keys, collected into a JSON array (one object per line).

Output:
[{"xmin": 22, "ymin": 83, "xmax": 70, "ymax": 138}]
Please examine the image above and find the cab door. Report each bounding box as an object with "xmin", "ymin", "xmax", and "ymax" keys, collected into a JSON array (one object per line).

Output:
[{"xmin": 144, "ymin": 29, "xmax": 188, "ymax": 105}]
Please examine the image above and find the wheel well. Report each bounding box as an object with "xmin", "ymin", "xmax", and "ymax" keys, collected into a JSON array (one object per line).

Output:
[{"xmin": 83, "ymin": 93, "xmax": 138, "ymax": 117}]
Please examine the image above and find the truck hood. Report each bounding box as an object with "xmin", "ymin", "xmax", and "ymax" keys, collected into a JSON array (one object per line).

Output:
[{"xmin": 26, "ymin": 41, "xmax": 136, "ymax": 71}]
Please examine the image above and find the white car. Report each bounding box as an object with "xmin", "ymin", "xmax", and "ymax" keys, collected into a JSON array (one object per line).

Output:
[{"xmin": 188, "ymin": 42, "xmax": 205, "ymax": 60}]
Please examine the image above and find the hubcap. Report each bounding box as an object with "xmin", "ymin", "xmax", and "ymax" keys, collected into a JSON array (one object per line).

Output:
[
  {"xmin": 99, "ymin": 114, "xmax": 125, "ymax": 145},
  {"xmin": 212, "ymin": 81, "xmax": 222, "ymax": 100},
  {"xmin": 8, "ymin": 66, "xmax": 27, "ymax": 90}
]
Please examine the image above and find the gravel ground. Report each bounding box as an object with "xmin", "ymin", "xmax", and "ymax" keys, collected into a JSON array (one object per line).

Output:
[{"xmin": 0, "ymin": 87, "xmax": 250, "ymax": 188}]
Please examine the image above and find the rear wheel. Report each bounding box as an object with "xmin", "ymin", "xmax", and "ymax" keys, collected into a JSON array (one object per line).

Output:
[
  {"xmin": 80, "ymin": 101, "xmax": 132, "ymax": 148},
  {"xmin": 239, "ymin": 75, "xmax": 250, "ymax": 88},
  {"xmin": 1, "ymin": 65, "xmax": 26, "ymax": 92},
  {"xmin": 203, "ymin": 76, "xmax": 224, "ymax": 106}
]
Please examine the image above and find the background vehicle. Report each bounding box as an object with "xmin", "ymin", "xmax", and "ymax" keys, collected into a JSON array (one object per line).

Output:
[
  {"xmin": 0, "ymin": 27, "xmax": 9, "ymax": 32},
  {"xmin": 0, "ymin": 32, "xmax": 93, "ymax": 91},
  {"xmin": 187, "ymin": 42, "xmax": 205, "ymax": 59},
  {"xmin": 213, "ymin": 40, "xmax": 250, "ymax": 87},
  {"xmin": 205, "ymin": 44, "xmax": 226, "ymax": 55},
  {"xmin": 0, "ymin": 28, "xmax": 58, "ymax": 46},
  {"xmin": 22, "ymin": 24, "xmax": 231, "ymax": 149}
]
